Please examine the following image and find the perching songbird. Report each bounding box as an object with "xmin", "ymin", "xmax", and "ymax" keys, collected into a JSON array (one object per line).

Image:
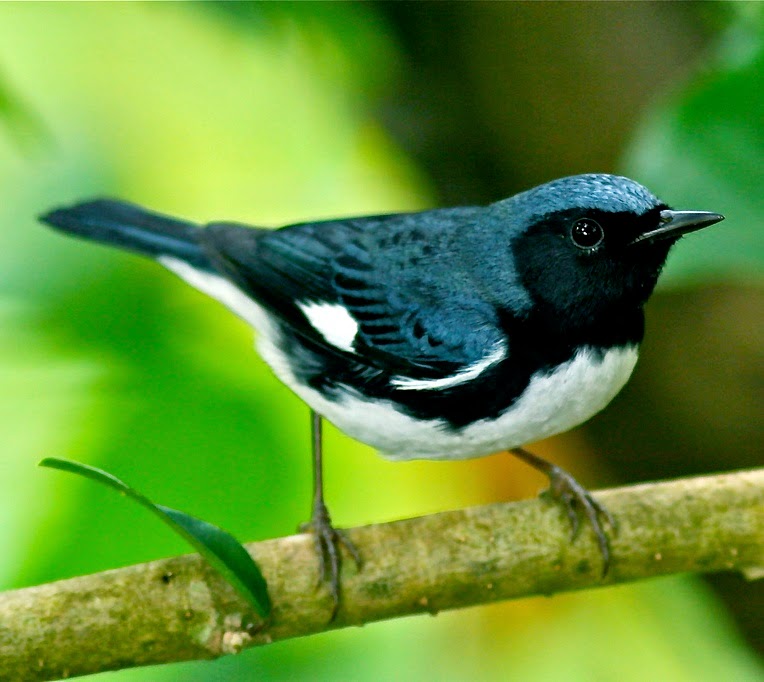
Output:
[{"xmin": 41, "ymin": 174, "xmax": 724, "ymax": 612}]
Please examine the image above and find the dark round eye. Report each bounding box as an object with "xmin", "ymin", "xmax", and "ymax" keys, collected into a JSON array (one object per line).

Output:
[{"xmin": 570, "ymin": 218, "xmax": 604, "ymax": 250}]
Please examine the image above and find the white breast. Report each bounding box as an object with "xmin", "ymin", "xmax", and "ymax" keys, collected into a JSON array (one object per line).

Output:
[{"xmin": 263, "ymin": 343, "xmax": 639, "ymax": 461}]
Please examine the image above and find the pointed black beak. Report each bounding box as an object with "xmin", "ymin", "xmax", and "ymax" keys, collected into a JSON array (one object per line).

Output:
[{"xmin": 631, "ymin": 210, "xmax": 725, "ymax": 246}]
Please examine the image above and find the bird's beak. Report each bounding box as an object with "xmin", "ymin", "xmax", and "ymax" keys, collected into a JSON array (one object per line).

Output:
[{"xmin": 631, "ymin": 210, "xmax": 725, "ymax": 245}]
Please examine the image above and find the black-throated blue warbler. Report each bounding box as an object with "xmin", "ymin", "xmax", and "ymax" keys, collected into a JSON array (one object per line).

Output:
[{"xmin": 41, "ymin": 173, "xmax": 724, "ymax": 613}]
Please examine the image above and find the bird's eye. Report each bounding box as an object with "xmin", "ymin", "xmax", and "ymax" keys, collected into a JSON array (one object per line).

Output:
[{"xmin": 570, "ymin": 218, "xmax": 604, "ymax": 250}]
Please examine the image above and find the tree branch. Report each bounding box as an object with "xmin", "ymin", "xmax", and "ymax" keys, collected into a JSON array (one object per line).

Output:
[{"xmin": 2, "ymin": 468, "xmax": 762, "ymax": 681}]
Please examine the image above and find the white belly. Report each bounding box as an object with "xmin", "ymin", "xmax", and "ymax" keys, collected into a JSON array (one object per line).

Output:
[{"xmin": 261, "ymin": 341, "xmax": 639, "ymax": 461}]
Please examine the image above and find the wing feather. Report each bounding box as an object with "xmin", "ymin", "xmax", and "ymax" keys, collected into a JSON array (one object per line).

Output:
[{"xmin": 199, "ymin": 211, "xmax": 507, "ymax": 380}]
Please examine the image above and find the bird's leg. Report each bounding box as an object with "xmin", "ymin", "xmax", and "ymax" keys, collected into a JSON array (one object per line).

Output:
[
  {"xmin": 509, "ymin": 447, "xmax": 615, "ymax": 575},
  {"xmin": 300, "ymin": 410, "xmax": 362, "ymax": 618}
]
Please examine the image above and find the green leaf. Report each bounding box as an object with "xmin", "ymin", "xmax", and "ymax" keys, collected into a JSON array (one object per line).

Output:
[
  {"xmin": 39, "ymin": 457, "xmax": 271, "ymax": 618},
  {"xmin": 153, "ymin": 505, "xmax": 271, "ymax": 617}
]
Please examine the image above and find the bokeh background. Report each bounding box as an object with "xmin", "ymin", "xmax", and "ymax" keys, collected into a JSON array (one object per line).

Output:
[{"xmin": 1, "ymin": 3, "xmax": 762, "ymax": 680}]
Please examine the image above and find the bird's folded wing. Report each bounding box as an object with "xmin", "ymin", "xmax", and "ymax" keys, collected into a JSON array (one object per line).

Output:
[{"xmin": 200, "ymin": 214, "xmax": 506, "ymax": 380}]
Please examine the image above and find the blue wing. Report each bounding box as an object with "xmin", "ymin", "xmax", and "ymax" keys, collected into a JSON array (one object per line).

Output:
[{"xmin": 201, "ymin": 208, "xmax": 507, "ymax": 380}]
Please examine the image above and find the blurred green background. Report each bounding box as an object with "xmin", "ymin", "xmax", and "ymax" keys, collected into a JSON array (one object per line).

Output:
[{"xmin": 1, "ymin": 3, "xmax": 762, "ymax": 681}]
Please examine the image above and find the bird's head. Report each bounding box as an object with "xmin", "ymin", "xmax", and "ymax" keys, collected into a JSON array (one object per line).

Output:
[{"xmin": 486, "ymin": 174, "xmax": 724, "ymax": 329}]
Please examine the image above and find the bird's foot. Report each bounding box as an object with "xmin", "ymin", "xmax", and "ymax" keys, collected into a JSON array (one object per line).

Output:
[
  {"xmin": 541, "ymin": 463, "xmax": 615, "ymax": 575},
  {"xmin": 299, "ymin": 501, "xmax": 362, "ymax": 619},
  {"xmin": 509, "ymin": 447, "xmax": 615, "ymax": 575}
]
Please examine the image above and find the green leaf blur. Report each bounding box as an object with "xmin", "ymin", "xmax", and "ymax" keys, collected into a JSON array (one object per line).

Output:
[
  {"xmin": 624, "ymin": 8, "xmax": 764, "ymax": 286},
  {"xmin": 1, "ymin": 3, "xmax": 761, "ymax": 682},
  {"xmin": 39, "ymin": 457, "xmax": 271, "ymax": 618}
]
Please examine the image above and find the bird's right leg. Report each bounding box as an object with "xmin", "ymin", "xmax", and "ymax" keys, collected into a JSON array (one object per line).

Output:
[
  {"xmin": 300, "ymin": 410, "xmax": 362, "ymax": 619},
  {"xmin": 509, "ymin": 447, "xmax": 615, "ymax": 575}
]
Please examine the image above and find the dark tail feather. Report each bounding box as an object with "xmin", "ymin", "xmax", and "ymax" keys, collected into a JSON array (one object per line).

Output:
[{"xmin": 40, "ymin": 199, "xmax": 210, "ymax": 269}]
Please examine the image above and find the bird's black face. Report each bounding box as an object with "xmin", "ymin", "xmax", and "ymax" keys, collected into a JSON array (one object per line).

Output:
[{"xmin": 512, "ymin": 205, "xmax": 723, "ymax": 330}]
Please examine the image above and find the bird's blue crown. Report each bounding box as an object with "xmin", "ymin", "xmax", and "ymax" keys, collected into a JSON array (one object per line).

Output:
[{"xmin": 495, "ymin": 173, "xmax": 663, "ymax": 221}]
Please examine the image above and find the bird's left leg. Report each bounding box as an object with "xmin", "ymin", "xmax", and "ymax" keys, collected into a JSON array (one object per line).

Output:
[
  {"xmin": 509, "ymin": 447, "xmax": 615, "ymax": 575},
  {"xmin": 300, "ymin": 410, "xmax": 362, "ymax": 618}
]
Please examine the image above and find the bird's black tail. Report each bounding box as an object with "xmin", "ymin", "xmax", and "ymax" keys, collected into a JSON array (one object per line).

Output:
[{"xmin": 40, "ymin": 199, "xmax": 210, "ymax": 269}]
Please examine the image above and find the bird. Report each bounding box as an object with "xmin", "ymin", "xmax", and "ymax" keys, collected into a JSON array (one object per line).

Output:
[{"xmin": 41, "ymin": 173, "xmax": 724, "ymax": 615}]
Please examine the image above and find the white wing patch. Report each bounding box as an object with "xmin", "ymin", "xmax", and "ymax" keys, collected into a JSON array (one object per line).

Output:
[
  {"xmin": 159, "ymin": 258, "xmax": 359, "ymax": 356},
  {"xmin": 297, "ymin": 301, "xmax": 358, "ymax": 353},
  {"xmin": 390, "ymin": 342, "xmax": 507, "ymax": 391}
]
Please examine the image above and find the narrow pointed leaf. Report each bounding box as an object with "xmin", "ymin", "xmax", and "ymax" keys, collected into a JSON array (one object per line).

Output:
[
  {"xmin": 39, "ymin": 457, "xmax": 271, "ymax": 617},
  {"xmin": 153, "ymin": 503, "xmax": 270, "ymax": 615}
]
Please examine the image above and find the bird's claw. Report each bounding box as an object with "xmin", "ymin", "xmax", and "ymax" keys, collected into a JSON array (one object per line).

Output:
[
  {"xmin": 542, "ymin": 464, "xmax": 616, "ymax": 576},
  {"xmin": 300, "ymin": 502, "xmax": 362, "ymax": 619}
]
